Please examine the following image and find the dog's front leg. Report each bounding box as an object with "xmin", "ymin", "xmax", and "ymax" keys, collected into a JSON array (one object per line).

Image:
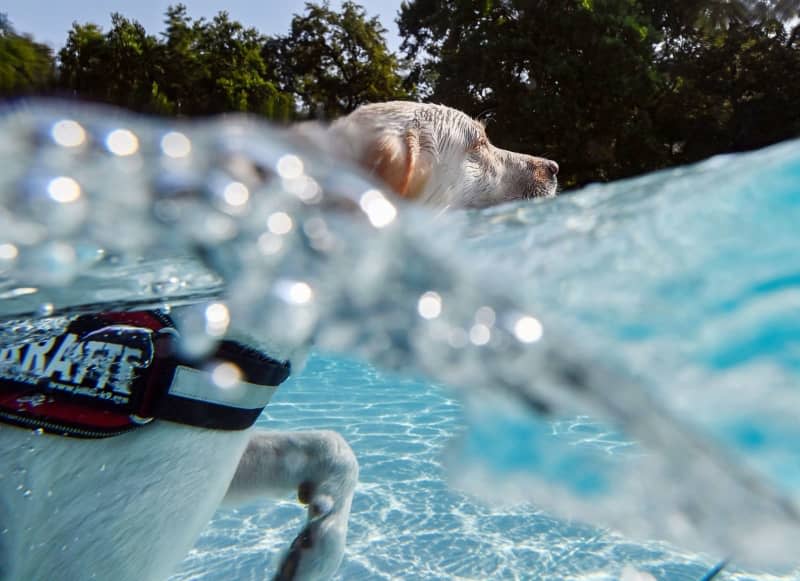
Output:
[{"xmin": 224, "ymin": 429, "xmax": 358, "ymax": 581}]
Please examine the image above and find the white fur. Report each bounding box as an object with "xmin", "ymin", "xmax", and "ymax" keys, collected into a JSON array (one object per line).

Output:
[
  {"xmin": 1, "ymin": 418, "xmax": 357, "ymax": 580},
  {"xmin": 327, "ymin": 101, "xmax": 559, "ymax": 208}
]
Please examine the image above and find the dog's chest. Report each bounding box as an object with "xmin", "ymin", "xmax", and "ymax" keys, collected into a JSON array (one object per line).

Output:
[{"xmin": 0, "ymin": 422, "xmax": 250, "ymax": 581}]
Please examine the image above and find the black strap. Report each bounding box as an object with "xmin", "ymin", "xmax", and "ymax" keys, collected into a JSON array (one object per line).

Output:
[{"xmin": 154, "ymin": 340, "xmax": 291, "ymax": 430}]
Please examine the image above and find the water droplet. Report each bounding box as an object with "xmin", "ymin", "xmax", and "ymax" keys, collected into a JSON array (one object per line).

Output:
[
  {"xmin": 360, "ymin": 189, "xmax": 397, "ymax": 228},
  {"xmin": 47, "ymin": 176, "xmax": 82, "ymax": 203},
  {"xmin": 267, "ymin": 211, "xmax": 293, "ymax": 235},
  {"xmin": 276, "ymin": 154, "xmax": 304, "ymax": 179},
  {"xmin": 211, "ymin": 362, "xmax": 242, "ymax": 389},
  {"xmin": 0, "ymin": 243, "xmax": 19, "ymax": 261},
  {"xmin": 418, "ymin": 292, "xmax": 443, "ymax": 320},
  {"xmin": 106, "ymin": 128, "xmax": 139, "ymax": 156},
  {"xmin": 161, "ymin": 131, "xmax": 191, "ymax": 158},
  {"xmin": 205, "ymin": 303, "xmax": 230, "ymax": 337},
  {"xmin": 222, "ymin": 181, "xmax": 250, "ymax": 208},
  {"xmin": 469, "ymin": 324, "xmax": 491, "ymax": 346},
  {"xmin": 513, "ymin": 316, "xmax": 544, "ymax": 343},
  {"xmin": 284, "ymin": 175, "xmax": 322, "ymax": 203},
  {"xmin": 275, "ymin": 280, "xmax": 314, "ymax": 305},
  {"xmin": 51, "ymin": 119, "xmax": 86, "ymax": 148}
]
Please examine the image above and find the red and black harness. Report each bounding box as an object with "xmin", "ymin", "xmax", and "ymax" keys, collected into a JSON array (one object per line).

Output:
[{"xmin": 0, "ymin": 310, "xmax": 290, "ymax": 438}]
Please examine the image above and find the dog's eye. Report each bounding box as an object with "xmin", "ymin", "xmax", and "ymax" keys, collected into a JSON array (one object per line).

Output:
[{"xmin": 470, "ymin": 136, "xmax": 488, "ymax": 152}]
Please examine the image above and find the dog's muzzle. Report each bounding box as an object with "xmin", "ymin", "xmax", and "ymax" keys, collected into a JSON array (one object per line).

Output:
[{"xmin": 0, "ymin": 310, "xmax": 290, "ymax": 438}]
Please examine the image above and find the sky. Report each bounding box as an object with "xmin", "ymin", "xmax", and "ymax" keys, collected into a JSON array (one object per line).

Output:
[{"xmin": 3, "ymin": 0, "xmax": 405, "ymax": 52}]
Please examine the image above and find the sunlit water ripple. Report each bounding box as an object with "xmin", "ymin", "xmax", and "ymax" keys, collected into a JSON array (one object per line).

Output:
[{"xmin": 172, "ymin": 355, "xmax": 729, "ymax": 581}]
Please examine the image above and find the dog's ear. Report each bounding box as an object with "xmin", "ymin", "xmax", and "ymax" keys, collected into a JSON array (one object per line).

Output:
[{"xmin": 363, "ymin": 128, "xmax": 432, "ymax": 200}]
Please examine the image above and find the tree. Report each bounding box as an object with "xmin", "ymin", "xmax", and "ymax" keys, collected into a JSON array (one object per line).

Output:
[
  {"xmin": 56, "ymin": 5, "xmax": 294, "ymax": 119},
  {"xmin": 0, "ymin": 14, "xmax": 55, "ymax": 97},
  {"xmin": 58, "ymin": 17, "xmax": 170, "ymax": 113},
  {"xmin": 158, "ymin": 5, "xmax": 204, "ymax": 116},
  {"xmin": 654, "ymin": 16, "xmax": 800, "ymax": 164},
  {"xmin": 269, "ymin": 1, "xmax": 412, "ymax": 119},
  {"xmin": 183, "ymin": 10, "xmax": 293, "ymax": 118}
]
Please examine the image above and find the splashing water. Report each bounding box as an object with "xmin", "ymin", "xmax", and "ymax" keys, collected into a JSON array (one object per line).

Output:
[{"xmin": 1, "ymin": 101, "xmax": 800, "ymax": 576}]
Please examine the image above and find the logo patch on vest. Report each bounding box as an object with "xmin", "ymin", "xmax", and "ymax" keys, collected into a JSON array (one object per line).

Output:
[
  {"xmin": 0, "ymin": 324, "xmax": 155, "ymax": 406},
  {"xmin": 0, "ymin": 312, "xmax": 174, "ymax": 436}
]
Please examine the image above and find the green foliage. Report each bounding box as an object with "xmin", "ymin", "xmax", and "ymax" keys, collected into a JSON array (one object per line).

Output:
[
  {"xmin": 270, "ymin": 1, "xmax": 412, "ymax": 118},
  {"xmin": 51, "ymin": 2, "xmax": 406, "ymax": 121},
  {"xmin": 50, "ymin": 2, "xmax": 407, "ymax": 121},
  {"xmin": 0, "ymin": 14, "xmax": 55, "ymax": 97},
  {"xmin": 58, "ymin": 15, "xmax": 168, "ymax": 113},
  {"xmin": 56, "ymin": 4, "xmax": 294, "ymax": 119},
  {"xmin": 656, "ymin": 18, "xmax": 800, "ymax": 164}
]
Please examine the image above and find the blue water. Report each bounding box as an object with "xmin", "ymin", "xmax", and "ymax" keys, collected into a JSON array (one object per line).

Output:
[
  {"xmin": 3, "ymin": 102, "xmax": 800, "ymax": 579},
  {"xmin": 172, "ymin": 354, "xmax": 724, "ymax": 581}
]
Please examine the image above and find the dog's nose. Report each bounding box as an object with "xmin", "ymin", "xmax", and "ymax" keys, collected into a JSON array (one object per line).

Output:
[{"xmin": 546, "ymin": 160, "xmax": 559, "ymax": 177}]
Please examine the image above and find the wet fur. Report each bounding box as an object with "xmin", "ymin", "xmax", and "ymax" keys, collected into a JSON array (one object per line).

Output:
[
  {"xmin": 1, "ymin": 409, "xmax": 357, "ymax": 580},
  {"xmin": 328, "ymin": 101, "xmax": 559, "ymax": 208}
]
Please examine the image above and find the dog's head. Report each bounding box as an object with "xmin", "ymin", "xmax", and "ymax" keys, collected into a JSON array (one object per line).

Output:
[{"xmin": 331, "ymin": 101, "xmax": 559, "ymax": 208}]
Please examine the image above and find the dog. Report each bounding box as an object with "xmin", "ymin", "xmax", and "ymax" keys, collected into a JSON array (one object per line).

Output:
[
  {"xmin": 0, "ymin": 310, "xmax": 357, "ymax": 581},
  {"xmin": 325, "ymin": 101, "xmax": 559, "ymax": 208}
]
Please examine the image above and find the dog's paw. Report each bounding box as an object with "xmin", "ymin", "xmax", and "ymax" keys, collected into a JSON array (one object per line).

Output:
[{"xmin": 272, "ymin": 495, "xmax": 342, "ymax": 581}]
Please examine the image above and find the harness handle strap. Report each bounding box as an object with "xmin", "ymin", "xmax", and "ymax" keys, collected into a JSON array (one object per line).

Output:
[{"xmin": 153, "ymin": 338, "xmax": 291, "ymax": 431}]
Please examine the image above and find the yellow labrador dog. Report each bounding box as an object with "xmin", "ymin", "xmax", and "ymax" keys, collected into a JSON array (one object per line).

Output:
[
  {"xmin": 0, "ymin": 310, "xmax": 357, "ymax": 581},
  {"xmin": 327, "ymin": 101, "xmax": 559, "ymax": 207}
]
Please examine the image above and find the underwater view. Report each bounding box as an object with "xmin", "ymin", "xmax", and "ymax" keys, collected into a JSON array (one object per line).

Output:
[
  {"xmin": 173, "ymin": 353, "xmax": 738, "ymax": 581},
  {"xmin": 1, "ymin": 101, "xmax": 799, "ymax": 580}
]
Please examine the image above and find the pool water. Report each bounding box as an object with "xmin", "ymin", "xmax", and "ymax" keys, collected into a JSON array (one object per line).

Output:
[
  {"xmin": 2, "ymin": 102, "xmax": 800, "ymax": 579},
  {"xmin": 172, "ymin": 354, "xmax": 726, "ymax": 581}
]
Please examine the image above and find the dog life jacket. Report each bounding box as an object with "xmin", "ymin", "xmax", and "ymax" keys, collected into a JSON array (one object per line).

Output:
[{"xmin": 0, "ymin": 310, "xmax": 291, "ymax": 438}]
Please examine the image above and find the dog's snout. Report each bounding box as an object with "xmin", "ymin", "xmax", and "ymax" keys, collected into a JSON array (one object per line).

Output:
[
  {"xmin": 529, "ymin": 157, "xmax": 559, "ymax": 182},
  {"xmin": 523, "ymin": 156, "xmax": 560, "ymax": 198}
]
